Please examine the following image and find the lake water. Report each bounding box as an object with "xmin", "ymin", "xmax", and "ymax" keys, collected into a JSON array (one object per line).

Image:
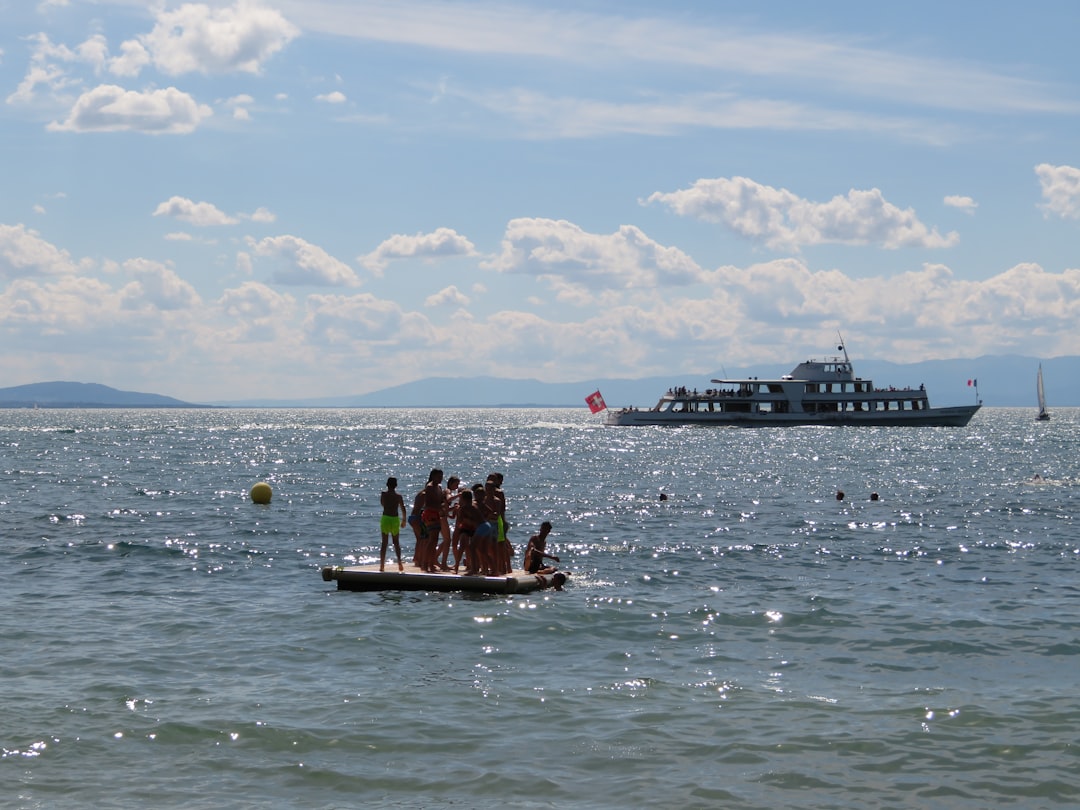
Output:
[{"xmin": 1, "ymin": 407, "xmax": 1078, "ymax": 809}]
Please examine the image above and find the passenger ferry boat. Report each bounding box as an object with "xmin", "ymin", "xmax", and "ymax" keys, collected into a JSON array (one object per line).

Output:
[{"xmin": 604, "ymin": 343, "xmax": 980, "ymax": 427}]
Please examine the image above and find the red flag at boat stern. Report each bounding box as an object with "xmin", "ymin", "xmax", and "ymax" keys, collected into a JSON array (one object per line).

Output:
[{"xmin": 586, "ymin": 390, "xmax": 607, "ymax": 413}]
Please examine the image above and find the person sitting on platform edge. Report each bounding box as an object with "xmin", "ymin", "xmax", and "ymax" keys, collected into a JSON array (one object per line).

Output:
[{"xmin": 524, "ymin": 521, "xmax": 560, "ymax": 575}]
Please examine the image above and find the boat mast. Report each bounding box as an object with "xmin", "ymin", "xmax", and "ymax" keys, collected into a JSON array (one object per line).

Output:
[{"xmin": 836, "ymin": 331, "xmax": 850, "ymax": 365}]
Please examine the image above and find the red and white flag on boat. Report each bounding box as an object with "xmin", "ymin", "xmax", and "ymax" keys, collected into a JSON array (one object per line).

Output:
[{"xmin": 585, "ymin": 390, "xmax": 607, "ymax": 414}]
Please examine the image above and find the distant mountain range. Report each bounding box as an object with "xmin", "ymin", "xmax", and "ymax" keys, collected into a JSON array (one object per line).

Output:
[
  {"xmin": 0, "ymin": 381, "xmax": 205, "ymax": 408},
  {"xmin": 1, "ymin": 354, "xmax": 1072, "ymax": 409}
]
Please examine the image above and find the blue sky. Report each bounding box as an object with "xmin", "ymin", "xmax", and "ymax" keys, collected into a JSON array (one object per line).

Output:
[{"xmin": 2, "ymin": 0, "xmax": 1079, "ymax": 401}]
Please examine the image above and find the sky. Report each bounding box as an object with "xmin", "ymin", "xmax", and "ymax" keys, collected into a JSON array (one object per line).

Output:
[{"xmin": 2, "ymin": 0, "xmax": 1080, "ymax": 402}]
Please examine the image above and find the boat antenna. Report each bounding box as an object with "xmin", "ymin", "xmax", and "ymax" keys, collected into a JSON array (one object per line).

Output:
[{"xmin": 836, "ymin": 331, "xmax": 850, "ymax": 364}]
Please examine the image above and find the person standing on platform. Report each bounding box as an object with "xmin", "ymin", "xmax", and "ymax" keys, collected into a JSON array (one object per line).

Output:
[
  {"xmin": 436, "ymin": 475, "xmax": 462, "ymax": 570},
  {"xmin": 379, "ymin": 477, "xmax": 408, "ymax": 572},
  {"xmin": 419, "ymin": 469, "xmax": 445, "ymax": 572}
]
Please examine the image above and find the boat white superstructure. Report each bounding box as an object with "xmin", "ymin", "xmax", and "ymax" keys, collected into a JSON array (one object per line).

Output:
[{"xmin": 604, "ymin": 343, "xmax": 980, "ymax": 427}]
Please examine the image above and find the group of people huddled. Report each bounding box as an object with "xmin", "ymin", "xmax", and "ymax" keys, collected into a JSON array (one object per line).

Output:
[{"xmin": 378, "ymin": 469, "xmax": 568, "ymax": 588}]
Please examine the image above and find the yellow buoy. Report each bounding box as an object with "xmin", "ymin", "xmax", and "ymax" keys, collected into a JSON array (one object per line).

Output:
[{"xmin": 250, "ymin": 481, "xmax": 272, "ymax": 504}]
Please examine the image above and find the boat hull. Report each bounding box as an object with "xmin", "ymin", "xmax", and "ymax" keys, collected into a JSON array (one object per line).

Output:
[{"xmin": 604, "ymin": 405, "xmax": 981, "ymax": 428}]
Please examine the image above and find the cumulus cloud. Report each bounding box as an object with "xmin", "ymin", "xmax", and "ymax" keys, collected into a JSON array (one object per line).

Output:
[
  {"xmin": 119, "ymin": 258, "xmax": 202, "ymax": 311},
  {"xmin": 47, "ymin": 84, "xmax": 212, "ymax": 134},
  {"xmin": 217, "ymin": 281, "xmax": 296, "ymax": 342},
  {"xmin": 1035, "ymin": 163, "xmax": 1080, "ymax": 219},
  {"xmin": 425, "ymin": 285, "xmax": 470, "ymax": 308},
  {"xmin": 646, "ymin": 176, "xmax": 960, "ymax": 251},
  {"xmin": 359, "ymin": 227, "xmax": 477, "ymax": 273},
  {"xmin": 303, "ymin": 292, "xmax": 437, "ymax": 348},
  {"xmin": 153, "ymin": 196, "xmax": 238, "ymax": 226},
  {"xmin": 944, "ymin": 195, "xmax": 978, "ymax": 213},
  {"xmin": 128, "ymin": 1, "xmax": 299, "ymax": 77},
  {"xmin": 108, "ymin": 39, "xmax": 150, "ymax": 78},
  {"xmin": 248, "ymin": 235, "xmax": 361, "ymax": 286},
  {"xmin": 221, "ymin": 93, "xmax": 255, "ymax": 121},
  {"xmin": 483, "ymin": 218, "xmax": 707, "ymax": 297},
  {"xmin": 6, "ymin": 33, "xmax": 98, "ymax": 104},
  {"xmin": 315, "ymin": 91, "xmax": 347, "ymax": 104},
  {"xmin": 243, "ymin": 207, "xmax": 276, "ymax": 223},
  {"xmin": 0, "ymin": 223, "xmax": 84, "ymax": 277},
  {"xmin": 0, "ymin": 275, "xmax": 122, "ymax": 338}
]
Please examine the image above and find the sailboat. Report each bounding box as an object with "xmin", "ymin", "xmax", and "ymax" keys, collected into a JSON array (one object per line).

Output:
[{"xmin": 1036, "ymin": 364, "xmax": 1050, "ymax": 421}]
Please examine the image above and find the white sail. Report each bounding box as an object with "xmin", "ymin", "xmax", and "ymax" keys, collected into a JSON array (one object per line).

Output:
[{"xmin": 1036, "ymin": 364, "xmax": 1050, "ymax": 421}]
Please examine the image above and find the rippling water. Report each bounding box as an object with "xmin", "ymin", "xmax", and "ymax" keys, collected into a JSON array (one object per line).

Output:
[{"xmin": 2, "ymin": 407, "xmax": 1078, "ymax": 809}]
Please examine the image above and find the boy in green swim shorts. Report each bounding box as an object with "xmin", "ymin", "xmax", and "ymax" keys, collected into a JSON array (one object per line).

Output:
[{"xmin": 380, "ymin": 477, "xmax": 408, "ymax": 572}]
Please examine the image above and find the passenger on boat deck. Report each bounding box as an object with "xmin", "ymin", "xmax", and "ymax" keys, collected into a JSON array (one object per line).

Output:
[
  {"xmin": 418, "ymin": 469, "xmax": 445, "ymax": 572},
  {"xmin": 524, "ymin": 521, "xmax": 559, "ymax": 575},
  {"xmin": 378, "ymin": 477, "xmax": 408, "ymax": 572}
]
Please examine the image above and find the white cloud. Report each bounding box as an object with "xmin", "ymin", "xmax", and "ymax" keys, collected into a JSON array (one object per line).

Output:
[
  {"xmin": 425, "ymin": 285, "xmax": 470, "ymax": 308},
  {"xmin": 303, "ymin": 292, "xmax": 436, "ymax": 348},
  {"xmin": 944, "ymin": 195, "xmax": 978, "ymax": 213},
  {"xmin": 1035, "ymin": 163, "xmax": 1080, "ymax": 219},
  {"xmin": 0, "ymin": 276, "xmax": 125, "ymax": 338},
  {"xmin": 647, "ymin": 176, "xmax": 960, "ymax": 251},
  {"xmin": 153, "ymin": 196, "xmax": 238, "ymax": 226},
  {"xmin": 243, "ymin": 207, "xmax": 276, "ymax": 223},
  {"xmin": 0, "ymin": 268, "xmax": 207, "ymax": 363},
  {"xmin": 359, "ymin": 227, "xmax": 477, "ymax": 273},
  {"xmin": 217, "ymin": 281, "xmax": 297, "ymax": 342},
  {"xmin": 235, "ymin": 252, "xmax": 254, "ymax": 275},
  {"xmin": 455, "ymin": 87, "xmax": 948, "ymax": 143},
  {"xmin": 108, "ymin": 39, "xmax": 150, "ymax": 78},
  {"xmin": 283, "ymin": 1, "xmax": 1078, "ymax": 116},
  {"xmin": 47, "ymin": 84, "xmax": 213, "ymax": 134},
  {"xmin": 0, "ymin": 223, "xmax": 84, "ymax": 277},
  {"xmin": 220, "ymin": 93, "xmax": 255, "ymax": 120},
  {"xmin": 315, "ymin": 91, "xmax": 347, "ymax": 104},
  {"xmin": 129, "ymin": 1, "xmax": 300, "ymax": 77},
  {"xmin": 6, "ymin": 33, "xmax": 86, "ymax": 104},
  {"xmin": 484, "ymin": 218, "xmax": 708, "ymax": 297},
  {"xmin": 119, "ymin": 258, "xmax": 202, "ymax": 311},
  {"xmin": 248, "ymin": 235, "xmax": 361, "ymax": 286}
]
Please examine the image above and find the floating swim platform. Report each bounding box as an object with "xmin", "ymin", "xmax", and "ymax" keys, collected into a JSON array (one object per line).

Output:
[{"xmin": 321, "ymin": 563, "xmax": 550, "ymax": 594}]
